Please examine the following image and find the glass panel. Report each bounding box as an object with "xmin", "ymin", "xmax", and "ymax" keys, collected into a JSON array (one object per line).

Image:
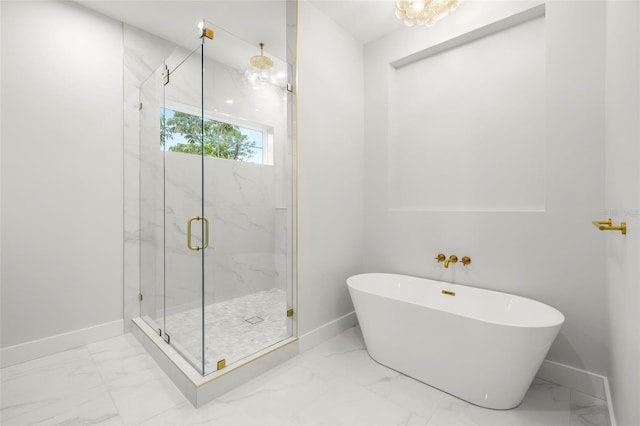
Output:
[
  {"xmin": 139, "ymin": 63, "xmax": 166, "ymax": 334},
  {"xmin": 285, "ymin": 0, "xmax": 297, "ymax": 342},
  {"xmin": 200, "ymin": 21, "xmax": 294, "ymax": 374},
  {"xmin": 162, "ymin": 43, "xmax": 205, "ymax": 374}
]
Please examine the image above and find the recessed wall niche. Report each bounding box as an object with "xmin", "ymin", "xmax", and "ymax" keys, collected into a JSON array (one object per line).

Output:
[{"xmin": 388, "ymin": 10, "xmax": 546, "ymax": 212}]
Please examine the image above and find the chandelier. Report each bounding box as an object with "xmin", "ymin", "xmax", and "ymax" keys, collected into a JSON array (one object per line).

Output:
[{"xmin": 395, "ymin": 0, "xmax": 463, "ymax": 27}]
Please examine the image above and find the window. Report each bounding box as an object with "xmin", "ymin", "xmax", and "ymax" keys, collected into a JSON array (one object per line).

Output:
[{"xmin": 160, "ymin": 107, "xmax": 271, "ymax": 165}]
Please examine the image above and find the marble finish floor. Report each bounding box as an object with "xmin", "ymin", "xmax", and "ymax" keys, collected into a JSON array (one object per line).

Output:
[
  {"xmin": 1, "ymin": 326, "xmax": 610, "ymax": 426},
  {"xmin": 163, "ymin": 288, "xmax": 290, "ymax": 373}
]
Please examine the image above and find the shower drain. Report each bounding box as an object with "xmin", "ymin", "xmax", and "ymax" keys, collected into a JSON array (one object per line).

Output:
[{"xmin": 245, "ymin": 316, "xmax": 264, "ymax": 325}]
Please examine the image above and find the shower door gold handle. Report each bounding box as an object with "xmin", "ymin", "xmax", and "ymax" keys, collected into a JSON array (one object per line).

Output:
[{"xmin": 187, "ymin": 216, "xmax": 209, "ymax": 251}]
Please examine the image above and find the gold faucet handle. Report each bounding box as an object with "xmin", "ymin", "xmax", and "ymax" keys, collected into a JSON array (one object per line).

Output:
[
  {"xmin": 434, "ymin": 253, "xmax": 446, "ymax": 263},
  {"xmin": 461, "ymin": 256, "xmax": 471, "ymax": 266}
]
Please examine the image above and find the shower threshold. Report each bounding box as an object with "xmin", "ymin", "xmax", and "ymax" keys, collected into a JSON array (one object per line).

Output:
[
  {"xmin": 132, "ymin": 318, "xmax": 299, "ymax": 407},
  {"xmin": 132, "ymin": 317, "xmax": 298, "ymax": 407}
]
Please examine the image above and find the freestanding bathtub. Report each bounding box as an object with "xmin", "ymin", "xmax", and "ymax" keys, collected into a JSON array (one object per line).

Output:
[{"xmin": 346, "ymin": 273, "xmax": 564, "ymax": 410}]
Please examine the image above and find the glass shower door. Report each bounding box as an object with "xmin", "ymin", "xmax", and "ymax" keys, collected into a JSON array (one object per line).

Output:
[
  {"xmin": 161, "ymin": 43, "xmax": 206, "ymax": 374},
  {"xmin": 199, "ymin": 23, "xmax": 294, "ymax": 375}
]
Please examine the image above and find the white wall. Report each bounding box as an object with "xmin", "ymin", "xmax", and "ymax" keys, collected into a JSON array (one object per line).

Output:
[
  {"xmin": 1, "ymin": 1, "xmax": 123, "ymax": 353},
  {"xmin": 297, "ymin": 1, "xmax": 365, "ymax": 336},
  {"xmin": 363, "ymin": 0, "xmax": 608, "ymax": 378},
  {"xmin": 387, "ymin": 14, "xmax": 545, "ymax": 212},
  {"xmin": 604, "ymin": 1, "xmax": 640, "ymax": 424}
]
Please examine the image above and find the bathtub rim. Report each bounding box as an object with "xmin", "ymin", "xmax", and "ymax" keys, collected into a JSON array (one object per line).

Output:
[{"xmin": 347, "ymin": 272, "xmax": 565, "ymax": 329}]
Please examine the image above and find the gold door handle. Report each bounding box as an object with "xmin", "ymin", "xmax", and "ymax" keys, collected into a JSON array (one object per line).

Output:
[
  {"xmin": 202, "ymin": 217, "xmax": 209, "ymax": 249},
  {"xmin": 187, "ymin": 216, "xmax": 210, "ymax": 251}
]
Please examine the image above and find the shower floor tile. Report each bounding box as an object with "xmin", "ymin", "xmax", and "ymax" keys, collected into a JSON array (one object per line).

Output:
[{"xmin": 163, "ymin": 288, "xmax": 290, "ymax": 373}]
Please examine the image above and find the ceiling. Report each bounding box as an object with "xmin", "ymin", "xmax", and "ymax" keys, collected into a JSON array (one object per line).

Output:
[
  {"xmin": 75, "ymin": 1, "xmax": 290, "ymax": 60},
  {"xmin": 309, "ymin": 1, "xmax": 404, "ymax": 44},
  {"xmin": 75, "ymin": 0, "xmax": 404, "ymax": 57}
]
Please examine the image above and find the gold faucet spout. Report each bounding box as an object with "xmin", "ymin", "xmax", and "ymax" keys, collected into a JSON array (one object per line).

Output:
[{"xmin": 444, "ymin": 255, "xmax": 458, "ymax": 268}]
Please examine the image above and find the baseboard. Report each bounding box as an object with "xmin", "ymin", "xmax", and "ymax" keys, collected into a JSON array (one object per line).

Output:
[
  {"xmin": 297, "ymin": 311, "xmax": 358, "ymax": 353},
  {"xmin": 536, "ymin": 359, "xmax": 607, "ymax": 400},
  {"xmin": 0, "ymin": 319, "xmax": 123, "ymax": 368},
  {"xmin": 536, "ymin": 360, "xmax": 618, "ymax": 425},
  {"xmin": 0, "ymin": 312, "xmax": 355, "ymax": 370}
]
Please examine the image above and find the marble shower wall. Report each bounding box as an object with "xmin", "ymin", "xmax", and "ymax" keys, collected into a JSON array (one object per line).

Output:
[{"xmin": 124, "ymin": 24, "xmax": 292, "ymax": 330}]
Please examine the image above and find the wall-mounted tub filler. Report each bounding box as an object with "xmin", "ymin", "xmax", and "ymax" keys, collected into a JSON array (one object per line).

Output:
[
  {"xmin": 346, "ymin": 273, "xmax": 564, "ymax": 409},
  {"xmin": 435, "ymin": 253, "xmax": 471, "ymax": 268},
  {"xmin": 445, "ymin": 254, "xmax": 457, "ymax": 267}
]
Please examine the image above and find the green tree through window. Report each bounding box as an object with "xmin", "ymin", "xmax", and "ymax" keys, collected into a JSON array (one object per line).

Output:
[{"xmin": 161, "ymin": 109, "xmax": 262, "ymax": 162}]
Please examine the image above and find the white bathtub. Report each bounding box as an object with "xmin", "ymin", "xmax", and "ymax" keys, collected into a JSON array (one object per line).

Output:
[{"xmin": 346, "ymin": 273, "xmax": 564, "ymax": 409}]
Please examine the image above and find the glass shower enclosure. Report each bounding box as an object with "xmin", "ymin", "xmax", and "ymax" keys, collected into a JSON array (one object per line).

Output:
[{"xmin": 138, "ymin": 20, "xmax": 296, "ymax": 376}]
